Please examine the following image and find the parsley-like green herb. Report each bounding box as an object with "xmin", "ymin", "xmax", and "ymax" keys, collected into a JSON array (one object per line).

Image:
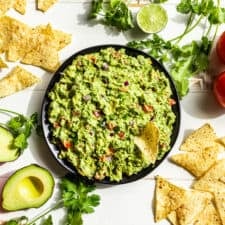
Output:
[
  {"xmin": 4, "ymin": 177, "xmax": 100, "ymax": 225},
  {"xmin": 0, "ymin": 108, "xmax": 38, "ymax": 156},
  {"xmin": 61, "ymin": 177, "xmax": 100, "ymax": 225},
  {"xmin": 5, "ymin": 216, "xmax": 28, "ymax": 225},
  {"xmin": 89, "ymin": 0, "xmax": 134, "ymax": 30},
  {"xmin": 41, "ymin": 215, "xmax": 53, "ymax": 225},
  {"xmin": 128, "ymin": 0, "xmax": 225, "ymax": 98}
]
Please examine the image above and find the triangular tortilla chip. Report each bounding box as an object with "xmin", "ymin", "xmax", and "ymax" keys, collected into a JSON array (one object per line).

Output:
[
  {"xmin": 193, "ymin": 159, "xmax": 225, "ymax": 193},
  {"xmin": 33, "ymin": 24, "xmax": 72, "ymax": 50},
  {"xmin": 0, "ymin": 16, "xmax": 31, "ymax": 56},
  {"xmin": 154, "ymin": 176, "xmax": 187, "ymax": 222},
  {"xmin": 175, "ymin": 190, "xmax": 212, "ymax": 225},
  {"xmin": 13, "ymin": 0, "xmax": 26, "ymax": 14},
  {"xmin": 0, "ymin": 0, "xmax": 14, "ymax": 16},
  {"xmin": 194, "ymin": 200, "xmax": 222, "ymax": 225},
  {"xmin": 37, "ymin": 0, "xmax": 58, "ymax": 12},
  {"xmin": 0, "ymin": 66, "xmax": 40, "ymax": 98},
  {"xmin": 180, "ymin": 123, "xmax": 217, "ymax": 152},
  {"xmin": 170, "ymin": 145, "xmax": 220, "ymax": 177},
  {"xmin": 214, "ymin": 191, "xmax": 225, "ymax": 225},
  {"xmin": 134, "ymin": 122, "xmax": 159, "ymax": 164}
]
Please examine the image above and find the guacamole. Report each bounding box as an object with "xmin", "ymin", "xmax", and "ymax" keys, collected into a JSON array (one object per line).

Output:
[{"xmin": 47, "ymin": 47, "xmax": 176, "ymax": 182}]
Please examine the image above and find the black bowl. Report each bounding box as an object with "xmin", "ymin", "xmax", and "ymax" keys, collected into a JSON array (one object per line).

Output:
[{"xmin": 41, "ymin": 44, "xmax": 181, "ymax": 184}]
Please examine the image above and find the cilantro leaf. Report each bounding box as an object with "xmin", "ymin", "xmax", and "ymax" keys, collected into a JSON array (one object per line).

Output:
[
  {"xmin": 61, "ymin": 177, "xmax": 100, "ymax": 225},
  {"xmin": 176, "ymin": 0, "xmax": 215, "ymax": 15},
  {"xmin": 127, "ymin": 35, "xmax": 211, "ymax": 98},
  {"xmin": 41, "ymin": 215, "xmax": 53, "ymax": 225},
  {"xmin": 5, "ymin": 216, "xmax": 28, "ymax": 225},
  {"xmin": 176, "ymin": 0, "xmax": 192, "ymax": 14},
  {"xmin": 7, "ymin": 115, "xmax": 26, "ymax": 131},
  {"xmin": 0, "ymin": 109, "xmax": 38, "ymax": 156},
  {"xmin": 170, "ymin": 37, "xmax": 211, "ymax": 97},
  {"xmin": 89, "ymin": 0, "xmax": 134, "ymax": 30},
  {"xmin": 89, "ymin": 0, "xmax": 103, "ymax": 19},
  {"xmin": 5, "ymin": 220, "xmax": 19, "ymax": 225},
  {"xmin": 208, "ymin": 7, "xmax": 225, "ymax": 24},
  {"xmin": 127, "ymin": 34, "xmax": 172, "ymax": 63}
]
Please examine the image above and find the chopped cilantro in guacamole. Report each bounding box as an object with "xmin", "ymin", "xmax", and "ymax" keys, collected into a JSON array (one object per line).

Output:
[{"xmin": 47, "ymin": 47, "xmax": 176, "ymax": 182}]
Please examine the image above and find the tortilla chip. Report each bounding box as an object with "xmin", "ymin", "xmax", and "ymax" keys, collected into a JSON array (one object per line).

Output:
[
  {"xmin": 194, "ymin": 200, "xmax": 222, "ymax": 225},
  {"xmin": 214, "ymin": 191, "xmax": 225, "ymax": 225},
  {"xmin": 175, "ymin": 190, "xmax": 212, "ymax": 225},
  {"xmin": 33, "ymin": 24, "xmax": 72, "ymax": 50},
  {"xmin": 0, "ymin": 66, "xmax": 40, "ymax": 98},
  {"xmin": 180, "ymin": 123, "xmax": 217, "ymax": 152},
  {"xmin": 0, "ymin": 57, "xmax": 7, "ymax": 68},
  {"xmin": 18, "ymin": 24, "xmax": 60, "ymax": 71},
  {"xmin": 0, "ymin": 0, "xmax": 14, "ymax": 16},
  {"xmin": 134, "ymin": 122, "xmax": 159, "ymax": 164},
  {"xmin": 216, "ymin": 136, "xmax": 225, "ymax": 148},
  {"xmin": 154, "ymin": 176, "xmax": 187, "ymax": 222},
  {"xmin": 51, "ymin": 29, "xmax": 72, "ymax": 50},
  {"xmin": 170, "ymin": 145, "xmax": 220, "ymax": 177},
  {"xmin": 0, "ymin": 16, "xmax": 31, "ymax": 58},
  {"xmin": 37, "ymin": 0, "xmax": 58, "ymax": 12},
  {"xmin": 13, "ymin": 0, "xmax": 26, "ymax": 14},
  {"xmin": 21, "ymin": 44, "xmax": 60, "ymax": 72},
  {"xmin": 0, "ymin": 16, "xmax": 70, "ymax": 71},
  {"xmin": 167, "ymin": 211, "xmax": 179, "ymax": 225},
  {"xmin": 193, "ymin": 159, "xmax": 225, "ymax": 193}
]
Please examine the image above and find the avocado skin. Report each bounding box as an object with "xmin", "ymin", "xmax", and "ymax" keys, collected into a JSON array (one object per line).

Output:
[{"xmin": 1, "ymin": 164, "xmax": 55, "ymax": 211}]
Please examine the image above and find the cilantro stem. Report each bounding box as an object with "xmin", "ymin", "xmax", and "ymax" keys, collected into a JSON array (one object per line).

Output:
[
  {"xmin": 0, "ymin": 108, "xmax": 22, "ymax": 116},
  {"xmin": 27, "ymin": 200, "xmax": 63, "ymax": 225},
  {"xmin": 168, "ymin": 15, "xmax": 204, "ymax": 43},
  {"xmin": 0, "ymin": 122, "xmax": 7, "ymax": 127},
  {"xmin": 212, "ymin": 24, "xmax": 219, "ymax": 44},
  {"xmin": 205, "ymin": 23, "xmax": 213, "ymax": 37},
  {"xmin": 175, "ymin": 12, "xmax": 195, "ymax": 44},
  {"xmin": 211, "ymin": 0, "xmax": 221, "ymax": 43}
]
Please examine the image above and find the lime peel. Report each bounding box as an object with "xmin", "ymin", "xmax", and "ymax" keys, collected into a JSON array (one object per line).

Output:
[{"xmin": 137, "ymin": 3, "xmax": 168, "ymax": 34}]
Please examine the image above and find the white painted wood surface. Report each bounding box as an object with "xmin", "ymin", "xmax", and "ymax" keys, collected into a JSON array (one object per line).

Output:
[{"xmin": 1, "ymin": 1, "xmax": 225, "ymax": 224}]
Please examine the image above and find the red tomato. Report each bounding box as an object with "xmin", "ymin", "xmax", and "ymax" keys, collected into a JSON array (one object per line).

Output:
[
  {"xmin": 213, "ymin": 71, "xmax": 225, "ymax": 107},
  {"xmin": 216, "ymin": 31, "xmax": 225, "ymax": 64}
]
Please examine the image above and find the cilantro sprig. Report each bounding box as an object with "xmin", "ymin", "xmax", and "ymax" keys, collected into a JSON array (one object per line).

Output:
[
  {"xmin": 128, "ymin": 0, "xmax": 225, "ymax": 98},
  {"xmin": 89, "ymin": 0, "xmax": 134, "ymax": 30},
  {"xmin": 0, "ymin": 108, "xmax": 38, "ymax": 156},
  {"xmin": 5, "ymin": 177, "xmax": 100, "ymax": 225}
]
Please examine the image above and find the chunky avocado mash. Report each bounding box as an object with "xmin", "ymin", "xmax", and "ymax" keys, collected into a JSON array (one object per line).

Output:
[{"xmin": 47, "ymin": 47, "xmax": 176, "ymax": 182}]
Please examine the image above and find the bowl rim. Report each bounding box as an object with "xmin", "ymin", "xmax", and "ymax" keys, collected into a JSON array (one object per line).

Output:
[{"xmin": 41, "ymin": 44, "xmax": 181, "ymax": 184}]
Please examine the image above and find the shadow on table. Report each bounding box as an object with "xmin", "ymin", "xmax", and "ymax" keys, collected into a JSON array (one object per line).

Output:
[{"xmin": 181, "ymin": 90, "xmax": 225, "ymax": 119}]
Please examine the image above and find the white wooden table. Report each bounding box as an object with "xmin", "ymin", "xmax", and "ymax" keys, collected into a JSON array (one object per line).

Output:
[{"xmin": 1, "ymin": 1, "xmax": 225, "ymax": 224}]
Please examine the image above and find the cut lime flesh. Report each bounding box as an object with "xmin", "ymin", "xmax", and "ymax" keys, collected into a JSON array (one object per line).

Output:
[{"xmin": 137, "ymin": 3, "xmax": 168, "ymax": 34}]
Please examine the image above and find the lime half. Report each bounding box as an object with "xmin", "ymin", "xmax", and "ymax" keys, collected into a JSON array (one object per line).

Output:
[{"xmin": 136, "ymin": 3, "xmax": 168, "ymax": 34}]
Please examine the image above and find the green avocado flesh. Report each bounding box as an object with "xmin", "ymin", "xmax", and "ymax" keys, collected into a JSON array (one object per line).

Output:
[
  {"xmin": 2, "ymin": 164, "xmax": 55, "ymax": 211},
  {"xmin": 0, "ymin": 126, "xmax": 18, "ymax": 162}
]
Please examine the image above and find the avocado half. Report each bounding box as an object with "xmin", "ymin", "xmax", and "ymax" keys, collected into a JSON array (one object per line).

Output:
[
  {"xmin": 0, "ymin": 126, "xmax": 18, "ymax": 162},
  {"xmin": 1, "ymin": 164, "xmax": 55, "ymax": 211}
]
